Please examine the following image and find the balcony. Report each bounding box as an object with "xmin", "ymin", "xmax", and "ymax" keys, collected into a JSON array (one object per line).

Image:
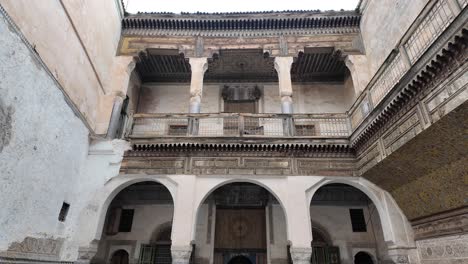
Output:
[{"xmin": 127, "ymin": 113, "xmax": 350, "ymax": 144}]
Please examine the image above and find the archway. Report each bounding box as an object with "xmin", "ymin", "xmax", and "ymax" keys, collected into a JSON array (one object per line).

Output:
[
  {"xmin": 193, "ymin": 182, "xmax": 288, "ymax": 264},
  {"xmin": 354, "ymin": 251, "xmax": 374, "ymax": 264},
  {"xmin": 110, "ymin": 249, "xmax": 129, "ymax": 264},
  {"xmin": 228, "ymin": 255, "xmax": 253, "ymax": 264},
  {"xmin": 310, "ymin": 183, "xmax": 386, "ymax": 264},
  {"xmin": 93, "ymin": 181, "xmax": 174, "ymax": 264}
]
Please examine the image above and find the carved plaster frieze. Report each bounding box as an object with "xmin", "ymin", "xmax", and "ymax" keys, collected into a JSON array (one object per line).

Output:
[
  {"xmin": 289, "ymin": 247, "xmax": 312, "ymax": 264},
  {"xmin": 416, "ymin": 234, "xmax": 468, "ymax": 261},
  {"xmin": 1, "ymin": 237, "xmax": 64, "ymax": 261},
  {"xmin": 412, "ymin": 210, "xmax": 468, "ymax": 240}
]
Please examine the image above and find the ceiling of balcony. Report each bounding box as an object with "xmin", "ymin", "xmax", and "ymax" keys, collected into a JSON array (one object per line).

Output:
[{"xmin": 134, "ymin": 48, "xmax": 347, "ymax": 83}]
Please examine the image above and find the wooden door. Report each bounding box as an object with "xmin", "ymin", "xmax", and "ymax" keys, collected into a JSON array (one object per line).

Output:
[
  {"xmin": 224, "ymin": 100, "xmax": 256, "ymax": 113},
  {"xmin": 111, "ymin": 250, "xmax": 129, "ymax": 264},
  {"xmin": 214, "ymin": 208, "xmax": 266, "ymax": 249}
]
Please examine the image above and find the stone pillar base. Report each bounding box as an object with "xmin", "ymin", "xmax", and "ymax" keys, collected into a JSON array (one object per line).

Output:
[{"xmin": 289, "ymin": 247, "xmax": 312, "ymax": 264}]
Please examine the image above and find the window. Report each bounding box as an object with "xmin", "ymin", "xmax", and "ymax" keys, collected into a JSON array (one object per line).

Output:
[
  {"xmin": 349, "ymin": 209, "xmax": 367, "ymax": 232},
  {"xmin": 58, "ymin": 202, "xmax": 70, "ymax": 222},
  {"xmin": 118, "ymin": 209, "xmax": 134, "ymax": 232}
]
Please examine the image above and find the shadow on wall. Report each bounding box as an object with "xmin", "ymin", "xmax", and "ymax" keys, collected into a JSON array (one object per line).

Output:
[{"xmin": 0, "ymin": 98, "xmax": 13, "ymax": 153}]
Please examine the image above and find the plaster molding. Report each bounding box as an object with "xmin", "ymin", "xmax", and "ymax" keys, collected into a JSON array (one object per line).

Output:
[{"xmin": 171, "ymin": 245, "xmax": 192, "ymax": 264}]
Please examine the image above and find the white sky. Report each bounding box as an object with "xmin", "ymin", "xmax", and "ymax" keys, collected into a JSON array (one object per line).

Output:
[{"xmin": 124, "ymin": 0, "xmax": 360, "ymax": 14}]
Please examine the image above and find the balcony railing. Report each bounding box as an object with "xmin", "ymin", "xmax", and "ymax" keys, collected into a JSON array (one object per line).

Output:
[
  {"xmin": 348, "ymin": 0, "xmax": 462, "ymax": 131},
  {"xmin": 130, "ymin": 113, "xmax": 350, "ymax": 138}
]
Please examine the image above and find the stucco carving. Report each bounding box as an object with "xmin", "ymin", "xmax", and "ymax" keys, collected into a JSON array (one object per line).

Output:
[
  {"xmin": 417, "ymin": 234, "xmax": 468, "ymax": 262},
  {"xmin": 171, "ymin": 246, "xmax": 192, "ymax": 264},
  {"xmin": 3, "ymin": 237, "xmax": 63, "ymax": 260},
  {"xmin": 413, "ymin": 211, "xmax": 468, "ymax": 240},
  {"xmin": 289, "ymin": 247, "xmax": 312, "ymax": 264}
]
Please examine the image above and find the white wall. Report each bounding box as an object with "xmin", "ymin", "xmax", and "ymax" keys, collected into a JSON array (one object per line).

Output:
[
  {"xmin": 292, "ymin": 83, "xmax": 355, "ymax": 113},
  {"xmin": 138, "ymin": 83, "xmax": 354, "ymax": 114},
  {"xmin": 310, "ymin": 205, "xmax": 386, "ymax": 264},
  {"xmin": 269, "ymin": 204, "xmax": 289, "ymax": 264},
  {"xmin": 0, "ymin": 5, "xmax": 89, "ymax": 253},
  {"xmin": 360, "ymin": 0, "xmax": 429, "ymax": 77},
  {"xmin": 194, "ymin": 203, "xmax": 213, "ymax": 264},
  {"xmin": 0, "ymin": 0, "xmax": 132, "ymax": 134},
  {"xmin": 0, "ymin": 10, "xmax": 131, "ymax": 262}
]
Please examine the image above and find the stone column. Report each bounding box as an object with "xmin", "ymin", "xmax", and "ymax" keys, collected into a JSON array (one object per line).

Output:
[
  {"xmin": 274, "ymin": 56, "xmax": 294, "ymax": 114},
  {"xmin": 106, "ymin": 95, "xmax": 124, "ymax": 139},
  {"xmin": 170, "ymin": 175, "xmax": 196, "ymax": 264},
  {"xmin": 289, "ymin": 247, "xmax": 312, "ymax": 264},
  {"xmin": 188, "ymin": 57, "xmax": 208, "ymax": 113}
]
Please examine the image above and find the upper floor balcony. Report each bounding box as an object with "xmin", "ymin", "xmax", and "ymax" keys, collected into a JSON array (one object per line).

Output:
[
  {"xmin": 130, "ymin": 112, "xmax": 350, "ymax": 142},
  {"xmin": 119, "ymin": 0, "xmax": 467, "ymax": 153}
]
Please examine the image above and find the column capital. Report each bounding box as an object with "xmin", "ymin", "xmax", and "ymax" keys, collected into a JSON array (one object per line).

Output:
[
  {"xmin": 289, "ymin": 247, "xmax": 312, "ymax": 264},
  {"xmin": 274, "ymin": 56, "xmax": 294, "ymax": 73},
  {"xmin": 171, "ymin": 245, "xmax": 192, "ymax": 264},
  {"xmin": 188, "ymin": 57, "xmax": 209, "ymax": 74},
  {"xmin": 188, "ymin": 57, "xmax": 208, "ymax": 113},
  {"xmin": 274, "ymin": 56, "xmax": 294, "ymax": 113}
]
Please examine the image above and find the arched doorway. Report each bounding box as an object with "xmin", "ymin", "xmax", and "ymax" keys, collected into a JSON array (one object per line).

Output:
[
  {"xmin": 193, "ymin": 182, "xmax": 288, "ymax": 264},
  {"xmin": 310, "ymin": 226, "xmax": 339, "ymax": 264},
  {"xmin": 310, "ymin": 183, "xmax": 386, "ymax": 264},
  {"xmin": 110, "ymin": 249, "xmax": 129, "ymax": 264},
  {"xmin": 354, "ymin": 251, "xmax": 374, "ymax": 264},
  {"xmin": 93, "ymin": 181, "xmax": 174, "ymax": 264},
  {"xmin": 228, "ymin": 255, "xmax": 253, "ymax": 264}
]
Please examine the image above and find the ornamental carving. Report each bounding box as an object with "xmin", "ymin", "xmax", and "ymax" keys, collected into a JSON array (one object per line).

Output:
[
  {"xmin": 221, "ymin": 85, "xmax": 262, "ymax": 101},
  {"xmin": 171, "ymin": 248, "xmax": 192, "ymax": 264},
  {"xmin": 6, "ymin": 237, "xmax": 63, "ymax": 259},
  {"xmin": 289, "ymin": 247, "xmax": 312, "ymax": 264},
  {"xmin": 413, "ymin": 213, "xmax": 468, "ymax": 240}
]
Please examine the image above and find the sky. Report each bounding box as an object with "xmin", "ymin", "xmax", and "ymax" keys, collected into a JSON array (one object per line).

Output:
[{"xmin": 124, "ymin": 0, "xmax": 360, "ymax": 14}]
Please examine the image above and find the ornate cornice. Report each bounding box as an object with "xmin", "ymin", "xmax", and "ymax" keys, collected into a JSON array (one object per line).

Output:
[
  {"xmin": 412, "ymin": 207, "xmax": 468, "ymax": 241},
  {"xmin": 128, "ymin": 142, "xmax": 354, "ymax": 158},
  {"xmin": 122, "ymin": 12, "xmax": 360, "ymax": 38},
  {"xmin": 352, "ymin": 27, "xmax": 468, "ymax": 151}
]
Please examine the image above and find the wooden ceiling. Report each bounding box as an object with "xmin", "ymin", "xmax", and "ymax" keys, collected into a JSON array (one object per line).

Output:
[{"xmin": 135, "ymin": 49, "xmax": 347, "ymax": 83}]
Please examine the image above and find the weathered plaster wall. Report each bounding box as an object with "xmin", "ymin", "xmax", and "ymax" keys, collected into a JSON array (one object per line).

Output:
[
  {"xmin": 137, "ymin": 83, "xmax": 353, "ymax": 114},
  {"xmin": 269, "ymin": 204, "xmax": 288, "ymax": 264},
  {"xmin": 0, "ymin": 8, "xmax": 87, "ymax": 257},
  {"xmin": 310, "ymin": 205, "xmax": 386, "ymax": 264},
  {"xmin": 194, "ymin": 204, "xmax": 213, "ymax": 264},
  {"xmin": 0, "ymin": 11, "xmax": 130, "ymax": 262},
  {"xmin": 138, "ymin": 84, "xmax": 191, "ymax": 113},
  {"xmin": 0, "ymin": 0, "xmax": 132, "ymax": 134},
  {"xmin": 94, "ymin": 204, "xmax": 174, "ymax": 263},
  {"xmin": 293, "ymin": 83, "xmax": 355, "ymax": 113},
  {"xmin": 360, "ymin": 0, "xmax": 429, "ymax": 77}
]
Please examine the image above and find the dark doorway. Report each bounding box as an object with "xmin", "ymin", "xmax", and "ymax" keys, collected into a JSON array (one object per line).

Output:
[
  {"xmin": 354, "ymin": 252, "xmax": 373, "ymax": 264},
  {"xmin": 110, "ymin": 249, "xmax": 129, "ymax": 264},
  {"xmin": 228, "ymin": 256, "xmax": 252, "ymax": 264}
]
